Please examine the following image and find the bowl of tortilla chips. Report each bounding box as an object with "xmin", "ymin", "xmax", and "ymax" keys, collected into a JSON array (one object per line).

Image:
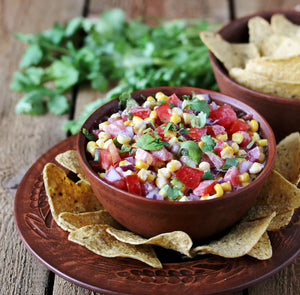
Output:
[{"xmin": 202, "ymin": 10, "xmax": 300, "ymax": 142}]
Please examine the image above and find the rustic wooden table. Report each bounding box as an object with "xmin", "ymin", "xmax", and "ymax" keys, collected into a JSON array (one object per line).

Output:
[{"xmin": 1, "ymin": 0, "xmax": 299, "ymax": 294}]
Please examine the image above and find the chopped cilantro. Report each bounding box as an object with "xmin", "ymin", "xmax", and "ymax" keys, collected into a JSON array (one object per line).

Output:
[
  {"xmin": 161, "ymin": 184, "xmax": 183, "ymax": 200},
  {"xmin": 201, "ymin": 135, "xmax": 216, "ymax": 151},
  {"xmin": 82, "ymin": 128, "xmax": 97, "ymax": 141},
  {"xmin": 119, "ymin": 92, "xmax": 138, "ymax": 108},
  {"xmin": 162, "ymin": 122, "xmax": 177, "ymax": 133},
  {"xmin": 171, "ymin": 177, "xmax": 184, "ymax": 189},
  {"xmin": 247, "ymin": 139, "xmax": 256, "ymax": 149},
  {"xmin": 191, "ymin": 111, "xmax": 207, "ymax": 128},
  {"xmin": 219, "ymin": 158, "xmax": 239, "ymax": 172},
  {"xmin": 113, "ymin": 136, "xmax": 122, "ymax": 148},
  {"xmin": 202, "ymin": 170, "xmax": 214, "ymax": 180},
  {"xmin": 180, "ymin": 140, "xmax": 202, "ymax": 163},
  {"xmin": 136, "ymin": 133, "xmax": 169, "ymax": 151},
  {"xmin": 119, "ymin": 145, "xmax": 131, "ymax": 154}
]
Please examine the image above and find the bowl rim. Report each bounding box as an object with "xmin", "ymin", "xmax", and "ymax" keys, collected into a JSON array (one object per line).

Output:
[
  {"xmin": 77, "ymin": 86, "xmax": 276, "ymax": 206},
  {"xmin": 209, "ymin": 9, "xmax": 300, "ymax": 106}
]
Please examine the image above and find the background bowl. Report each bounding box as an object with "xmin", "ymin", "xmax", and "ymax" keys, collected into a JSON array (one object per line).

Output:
[
  {"xmin": 77, "ymin": 86, "xmax": 276, "ymax": 241},
  {"xmin": 209, "ymin": 10, "xmax": 300, "ymax": 142}
]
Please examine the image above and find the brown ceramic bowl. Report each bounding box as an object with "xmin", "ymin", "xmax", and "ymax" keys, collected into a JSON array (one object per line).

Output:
[
  {"xmin": 209, "ymin": 10, "xmax": 300, "ymax": 142},
  {"xmin": 77, "ymin": 86, "xmax": 276, "ymax": 241}
]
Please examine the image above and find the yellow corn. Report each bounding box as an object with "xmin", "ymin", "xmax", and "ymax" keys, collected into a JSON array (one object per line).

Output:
[
  {"xmin": 149, "ymin": 110, "xmax": 157, "ymax": 119},
  {"xmin": 198, "ymin": 141, "xmax": 205, "ymax": 148},
  {"xmin": 231, "ymin": 142, "xmax": 239, "ymax": 154},
  {"xmin": 198, "ymin": 161, "xmax": 210, "ymax": 171},
  {"xmin": 137, "ymin": 169, "xmax": 148, "ymax": 182},
  {"xmin": 117, "ymin": 134, "xmax": 131, "ymax": 145},
  {"xmin": 124, "ymin": 120, "xmax": 132, "ymax": 126},
  {"xmin": 164, "ymin": 130, "xmax": 177, "ymax": 139},
  {"xmin": 132, "ymin": 116, "xmax": 146, "ymax": 134},
  {"xmin": 119, "ymin": 160, "xmax": 132, "ymax": 167},
  {"xmin": 216, "ymin": 133, "xmax": 228, "ymax": 141},
  {"xmin": 103, "ymin": 139, "xmax": 113, "ymax": 149},
  {"xmin": 221, "ymin": 182, "xmax": 232, "ymax": 192},
  {"xmin": 200, "ymin": 194, "xmax": 210, "ymax": 200},
  {"xmin": 99, "ymin": 172, "xmax": 105, "ymax": 179},
  {"xmin": 183, "ymin": 113, "xmax": 191, "ymax": 125},
  {"xmin": 220, "ymin": 146, "xmax": 234, "ymax": 159},
  {"xmin": 155, "ymin": 176, "xmax": 168, "ymax": 188},
  {"xmin": 213, "ymin": 184, "xmax": 224, "ymax": 198},
  {"xmin": 155, "ymin": 92, "xmax": 168, "ymax": 101},
  {"xmin": 232, "ymin": 132, "xmax": 244, "ymax": 144},
  {"xmin": 258, "ymin": 139, "xmax": 268, "ymax": 147},
  {"xmin": 135, "ymin": 160, "xmax": 149, "ymax": 170},
  {"xmin": 168, "ymin": 136, "xmax": 179, "ymax": 145},
  {"xmin": 172, "ymin": 107, "xmax": 183, "ymax": 116},
  {"xmin": 249, "ymin": 119, "xmax": 259, "ymax": 132},
  {"xmin": 98, "ymin": 121, "xmax": 109, "ymax": 130},
  {"xmin": 157, "ymin": 168, "xmax": 171, "ymax": 178},
  {"xmin": 147, "ymin": 96, "xmax": 156, "ymax": 102},
  {"xmin": 86, "ymin": 141, "xmax": 99, "ymax": 158},
  {"xmin": 252, "ymin": 132, "xmax": 261, "ymax": 142},
  {"xmin": 146, "ymin": 173, "xmax": 156, "ymax": 182},
  {"xmin": 238, "ymin": 172, "xmax": 250, "ymax": 183},
  {"xmin": 258, "ymin": 152, "xmax": 266, "ymax": 163},
  {"xmin": 249, "ymin": 162, "xmax": 264, "ymax": 174},
  {"xmin": 195, "ymin": 94, "xmax": 206, "ymax": 100},
  {"xmin": 166, "ymin": 160, "xmax": 182, "ymax": 172},
  {"xmin": 170, "ymin": 114, "xmax": 181, "ymax": 124},
  {"xmin": 98, "ymin": 132, "xmax": 111, "ymax": 141},
  {"xmin": 241, "ymin": 182, "xmax": 250, "ymax": 187}
]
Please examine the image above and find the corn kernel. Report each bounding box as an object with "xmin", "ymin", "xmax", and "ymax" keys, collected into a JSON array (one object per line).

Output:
[
  {"xmin": 156, "ymin": 176, "xmax": 168, "ymax": 188},
  {"xmin": 238, "ymin": 149, "xmax": 247, "ymax": 157},
  {"xmin": 200, "ymin": 194, "xmax": 210, "ymax": 200},
  {"xmin": 232, "ymin": 132, "xmax": 244, "ymax": 144},
  {"xmin": 241, "ymin": 182, "xmax": 250, "ymax": 187},
  {"xmin": 179, "ymin": 196, "xmax": 189, "ymax": 202},
  {"xmin": 135, "ymin": 160, "xmax": 149, "ymax": 170},
  {"xmin": 216, "ymin": 133, "xmax": 228, "ymax": 141},
  {"xmin": 147, "ymin": 173, "xmax": 156, "ymax": 182},
  {"xmin": 87, "ymin": 141, "xmax": 99, "ymax": 157},
  {"xmin": 258, "ymin": 152, "xmax": 266, "ymax": 163},
  {"xmin": 117, "ymin": 134, "xmax": 131, "ymax": 145},
  {"xmin": 183, "ymin": 113, "xmax": 191, "ymax": 125},
  {"xmin": 164, "ymin": 130, "xmax": 177, "ymax": 139},
  {"xmin": 157, "ymin": 168, "xmax": 171, "ymax": 178},
  {"xmin": 119, "ymin": 160, "xmax": 132, "ymax": 167},
  {"xmin": 132, "ymin": 116, "xmax": 146, "ymax": 134},
  {"xmin": 96, "ymin": 138, "xmax": 105, "ymax": 149},
  {"xmin": 159, "ymin": 186, "xmax": 168, "ymax": 197},
  {"xmin": 220, "ymin": 146, "xmax": 234, "ymax": 159},
  {"xmin": 231, "ymin": 142, "xmax": 239, "ymax": 154},
  {"xmin": 170, "ymin": 114, "xmax": 181, "ymax": 124},
  {"xmin": 156, "ymin": 93, "xmax": 168, "ymax": 101},
  {"xmin": 249, "ymin": 162, "xmax": 264, "ymax": 174},
  {"xmin": 98, "ymin": 132, "xmax": 111, "ymax": 141},
  {"xmin": 249, "ymin": 119, "xmax": 259, "ymax": 132},
  {"xmin": 99, "ymin": 172, "xmax": 105, "ymax": 179},
  {"xmin": 168, "ymin": 136, "xmax": 179, "ymax": 145},
  {"xmin": 124, "ymin": 120, "xmax": 131, "ymax": 126},
  {"xmin": 252, "ymin": 132, "xmax": 261, "ymax": 142},
  {"xmin": 238, "ymin": 172, "xmax": 250, "ymax": 183},
  {"xmin": 198, "ymin": 141, "xmax": 205, "ymax": 148},
  {"xmin": 147, "ymin": 96, "xmax": 156, "ymax": 102},
  {"xmin": 98, "ymin": 121, "xmax": 109, "ymax": 130},
  {"xmin": 103, "ymin": 139, "xmax": 113, "ymax": 149},
  {"xmin": 195, "ymin": 94, "xmax": 206, "ymax": 100},
  {"xmin": 122, "ymin": 170, "xmax": 134, "ymax": 177},
  {"xmin": 182, "ymin": 100, "xmax": 189, "ymax": 109},
  {"xmin": 166, "ymin": 160, "xmax": 182, "ymax": 172},
  {"xmin": 213, "ymin": 184, "xmax": 224, "ymax": 198},
  {"xmin": 150, "ymin": 110, "xmax": 157, "ymax": 119},
  {"xmin": 111, "ymin": 113, "xmax": 121, "ymax": 119},
  {"xmin": 258, "ymin": 139, "xmax": 268, "ymax": 147},
  {"xmin": 221, "ymin": 182, "xmax": 232, "ymax": 192},
  {"xmin": 172, "ymin": 107, "xmax": 183, "ymax": 116},
  {"xmin": 137, "ymin": 169, "xmax": 148, "ymax": 182},
  {"xmin": 198, "ymin": 161, "xmax": 210, "ymax": 171}
]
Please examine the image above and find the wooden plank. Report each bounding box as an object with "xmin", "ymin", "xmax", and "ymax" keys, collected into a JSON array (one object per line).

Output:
[{"xmin": 0, "ymin": 1, "xmax": 84, "ymax": 295}]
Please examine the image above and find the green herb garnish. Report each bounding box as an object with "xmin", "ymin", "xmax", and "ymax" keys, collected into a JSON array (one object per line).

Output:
[
  {"xmin": 180, "ymin": 140, "xmax": 202, "ymax": 163},
  {"xmin": 82, "ymin": 128, "xmax": 97, "ymax": 141},
  {"xmin": 136, "ymin": 133, "xmax": 169, "ymax": 151},
  {"xmin": 202, "ymin": 170, "xmax": 214, "ymax": 180},
  {"xmin": 191, "ymin": 111, "xmax": 207, "ymax": 128},
  {"xmin": 201, "ymin": 135, "xmax": 216, "ymax": 151},
  {"xmin": 219, "ymin": 158, "xmax": 239, "ymax": 172}
]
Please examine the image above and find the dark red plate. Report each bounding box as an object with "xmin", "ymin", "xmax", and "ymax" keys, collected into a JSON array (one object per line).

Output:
[{"xmin": 14, "ymin": 136, "xmax": 300, "ymax": 295}]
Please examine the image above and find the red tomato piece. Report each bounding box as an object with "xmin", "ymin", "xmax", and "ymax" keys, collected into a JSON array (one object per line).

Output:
[
  {"xmin": 188, "ymin": 127, "xmax": 207, "ymax": 141},
  {"xmin": 202, "ymin": 151, "xmax": 224, "ymax": 169},
  {"xmin": 167, "ymin": 93, "xmax": 181, "ymax": 105},
  {"xmin": 246, "ymin": 146, "xmax": 260, "ymax": 162},
  {"xmin": 155, "ymin": 124, "xmax": 168, "ymax": 142},
  {"xmin": 206, "ymin": 124, "xmax": 226, "ymax": 137},
  {"xmin": 126, "ymin": 174, "xmax": 142, "ymax": 195},
  {"xmin": 108, "ymin": 143, "xmax": 121, "ymax": 167},
  {"xmin": 175, "ymin": 165, "xmax": 204, "ymax": 190},
  {"xmin": 228, "ymin": 119, "xmax": 249, "ymax": 134},
  {"xmin": 156, "ymin": 102, "xmax": 171, "ymax": 121},
  {"xmin": 151, "ymin": 147, "xmax": 173, "ymax": 162},
  {"xmin": 239, "ymin": 131, "xmax": 252, "ymax": 147},
  {"xmin": 209, "ymin": 105, "xmax": 237, "ymax": 129},
  {"xmin": 104, "ymin": 166, "xmax": 126, "ymax": 190},
  {"xmin": 213, "ymin": 140, "xmax": 224, "ymax": 156},
  {"xmin": 97, "ymin": 149, "xmax": 113, "ymax": 170},
  {"xmin": 193, "ymin": 180, "xmax": 217, "ymax": 196},
  {"xmin": 224, "ymin": 166, "xmax": 239, "ymax": 187},
  {"xmin": 130, "ymin": 106, "xmax": 151, "ymax": 119},
  {"xmin": 135, "ymin": 148, "xmax": 154, "ymax": 165}
]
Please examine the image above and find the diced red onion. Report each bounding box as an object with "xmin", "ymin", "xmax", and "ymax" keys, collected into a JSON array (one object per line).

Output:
[
  {"xmin": 104, "ymin": 166, "xmax": 123, "ymax": 182},
  {"xmin": 124, "ymin": 156, "xmax": 134, "ymax": 164},
  {"xmin": 120, "ymin": 164, "xmax": 136, "ymax": 172},
  {"xmin": 145, "ymin": 188, "xmax": 161, "ymax": 200},
  {"xmin": 143, "ymin": 181, "xmax": 156, "ymax": 195},
  {"xmin": 187, "ymin": 193, "xmax": 199, "ymax": 201},
  {"xmin": 170, "ymin": 143, "xmax": 180, "ymax": 154},
  {"xmin": 238, "ymin": 160, "xmax": 253, "ymax": 173},
  {"xmin": 180, "ymin": 156, "xmax": 197, "ymax": 168},
  {"xmin": 118, "ymin": 126, "xmax": 134, "ymax": 138}
]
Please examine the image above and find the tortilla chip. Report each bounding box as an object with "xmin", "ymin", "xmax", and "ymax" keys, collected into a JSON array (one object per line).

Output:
[
  {"xmin": 271, "ymin": 14, "xmax": 300, "ymax": 39},
  {"xmin": 106, "ymin": 228, "xmax": 193, "ymax": 257},
  {"xmin": 192, "ymin": 212, "xmax": 275, "ymax": 258},
  {"xmin": 244, "ymin": 169, "xmax": 300, "ymax": 230},
  {"xmin": 58, "ymin": 210, "xmax": 122, "ymax": 232},
  {"xmin": 247, "ymin": 232, "xmax": 272, "ymax": 260},
  {"xmin": 68, "ymin": 225, "xmax": 162, "ymax": 268},
  {"xmin": 55, "ymin": 150, "xmax": 88, "ymax": 182},
  {"xmin": 229, "ymin": 67, "xmax": 300, "ymax": 98},
  {"xmin": 245, "ymin": 56, "xmax": 300, "ymax": 84},
  {"xmin": 273, "ymin": 132, "xmax": 300, "ymax": 185},
  {"xmin": 248, "ymin": 16, "xmax": 273, "ymax": 50},
  {"xmin": 200, "ymin": 31, "xmax": 259, "ymax": 71},
  {"xmin": 43, "ymin": 163, "xmax": 103, "ymax": 227},
  {"xmin": 267, "ymin": 210, "xmax": 295, "ymax": 231}
]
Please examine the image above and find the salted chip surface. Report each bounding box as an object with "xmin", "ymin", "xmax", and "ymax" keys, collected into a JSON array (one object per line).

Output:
[
  {"xmin": 245, "ymin": 56, "xmax": 300, "ymax": 84},
  {"xmin": 247, "ymin": 232, "xmax": 272, "ymax": 260},
  {"xmin": 199, "ymin": 31, "xmax": 259, "ymax": 71},
  {"xmin": 273, "ymin": 132, "xmax": 300, "ymax": 185},
  {"xmin": 106, "ymin": 228, "xmax": 193, "ymax": 257},
  {"xmin": 248, "ymin": 16, "xmax": 273, "ymax": 49},
  {"xmin": 192, "ymin": 212, "xmax": 275, "ymax": 258},
  {"xmin": 267, "ymin": 210, "xmax": 295, "ymax": 231},
  {"xmin": 229, "ymin": 67, "xmax": 300, "ymax": 99},
  {"xmin": 43, "ymin": 163, "xmax": 103, "ymax": 227},
  {"xmin": 55, "ymin": 150, "xmax": 88, "ymax": 182},
  {"xmin": 271, "ymin": 14, "xmax": 300, "ymax": 39},
  {"xmin": 58, "ymin": 210, "xmax": 122, "ymax": 232},
  {"xmin": 245, "ymin": 169, "xmax": 300, "ymax": 230},
  {"xmin": 68, "ymin": 225, "xmax": 162, "ymax": 268}
]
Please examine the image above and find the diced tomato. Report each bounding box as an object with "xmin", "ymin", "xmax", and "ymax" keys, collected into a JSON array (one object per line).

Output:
[
  {"xmin": 108, "ymin": 143, "xmax": 121, "ymax": 167},
  {"xmin": 246, "ymin": 146, "xmax": 260, "ymax": 162},
  {"xmin": 151, "ymin": 147, "xmax": 173, "ymax": 162},
  {"xmin": 209, "ymin": 105, "xmax": 237, "ymax": 129},
  {"xmin": 202, "ymin": 151, "xmax": 224, "ymax": 169},
  {"xmin": 156, "ymin": 102, "xmax": 171, "ymax": 121},
  {"xmin": 206, "ymin": 124, "xmax": 226, "ymax": 137},
  {"xmin": 130, "ymin": 106, "xmax": 151, "ymax": 119},
  {"xmin": 135, "ymin": 148, "xmax": 154, "ymax": 165},
  {"xmin": 167, "ymin": 93, "xmax": 181, "ymax": 105},
  {"xmin": 228, "ymin": 119, "xmax": 249, "ymax": 135},
  {"xmin": 103, "ymin": 120, "xmax": 125, "ymax": 138},
  {"xmin": 97, "ymin": 149, "xmax": 113, "ymax": 170},
  {"xmin": 155, "ymin": 124, "xmax": 168, "ymax": 142},
  {"xmin": 104, "ymin": 166, "xmax": 127, "ymax": 190},
  {"xmin": 125, "ymin": 174, "xmax": 142, "ymax": 195},
  {"xmin": 224, "ymin": 166, "xmax": 239, "ymax": 187},
  {"xmin": 213, "ymin": 140, "xmax": 224, "ymax": 156},
  {"xmin": 193, "ymin": 180, "xmax": 217, "ymax": 197},
  {"xmin": 239, "ymin": 131, "xmax": 252, "ymax": 147},
  {"xmin": 188, "ymin": 127, "xmax": 207, "ymax": 141},
  {"xmin": 176, "ymin": 165, "xmax": 204, "ymax": 190}
]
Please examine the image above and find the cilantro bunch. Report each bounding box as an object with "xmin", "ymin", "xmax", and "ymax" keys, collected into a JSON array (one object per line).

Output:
[{"xmin": 11, "ymin": 8, "xmax": 219, "ymax": 134}]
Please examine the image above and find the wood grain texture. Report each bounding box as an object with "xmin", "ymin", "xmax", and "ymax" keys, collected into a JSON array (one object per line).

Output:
[{"xmin": 0, "ymin": 1, "xmax": 84, "ymax": 295}]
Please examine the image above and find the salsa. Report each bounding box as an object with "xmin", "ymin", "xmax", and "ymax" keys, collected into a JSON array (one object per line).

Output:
[{"xmin": 85, "ymin": 91, "xmax": 268, "ymax": 201}]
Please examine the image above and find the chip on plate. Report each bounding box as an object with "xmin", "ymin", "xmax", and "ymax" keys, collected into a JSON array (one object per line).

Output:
[
  {"xmin": 68, "ymin": 225, "xmax": 162, "ymax": 268},
  {"xmin": 106, "ymin": 227, "xmax": 193, "ymax": 257},
  {"xmin": 247, "ymin": 232, "xmax": 272, "ymax": 260}
]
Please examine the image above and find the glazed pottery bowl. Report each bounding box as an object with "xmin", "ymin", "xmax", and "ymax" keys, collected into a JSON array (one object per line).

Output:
[
  {"xmin": 77, "ymin": 86, "xmax": 276, "ymax": 241},
  {"xmin": 209, "ymin": 10, "xmax": 300, "ymax": 142}
]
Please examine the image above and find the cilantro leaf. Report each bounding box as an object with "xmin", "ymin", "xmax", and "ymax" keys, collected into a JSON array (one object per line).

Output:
[
  {"xmin": 180, "ymin": 140, "xmax": 202, "ymax": 163},
  {"xmin": 219, "ymin": 158, "xmax": 239, "ymax": 172},
  {"xmin": 161, "ymin": 184, "xmax": 183, "ymax": 200},
  {"xmin": 136, "ymin": 133, "xmax": 169, "ymax": 151},
  {"xmin": 191, "ymin": 111, "xmax": 207, "ymax": 128},
  {"xmin": 202, "ymin": 170, "xmax": 214, "ymax": 180},
  {"xmin": 46, "ymin": 93, "xmax": 69, "ymax": 115},
  {"xmin": 119, "ymin": 92, "xmax": 138, "ymax": 109},
  {"xmin": 201, "ymin": 135, "xmax": 216, "ymax": 151},
  {"xmin": 171, "ymin": 177, "xmax": 184, "ymax": 189},
  {"xmin": 20, "ymin": 43, "xmax": 43, "ymax": 69},
  {"xmin": 82, "ymin": 128, "xmax": 97, "ymax": 141}
]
